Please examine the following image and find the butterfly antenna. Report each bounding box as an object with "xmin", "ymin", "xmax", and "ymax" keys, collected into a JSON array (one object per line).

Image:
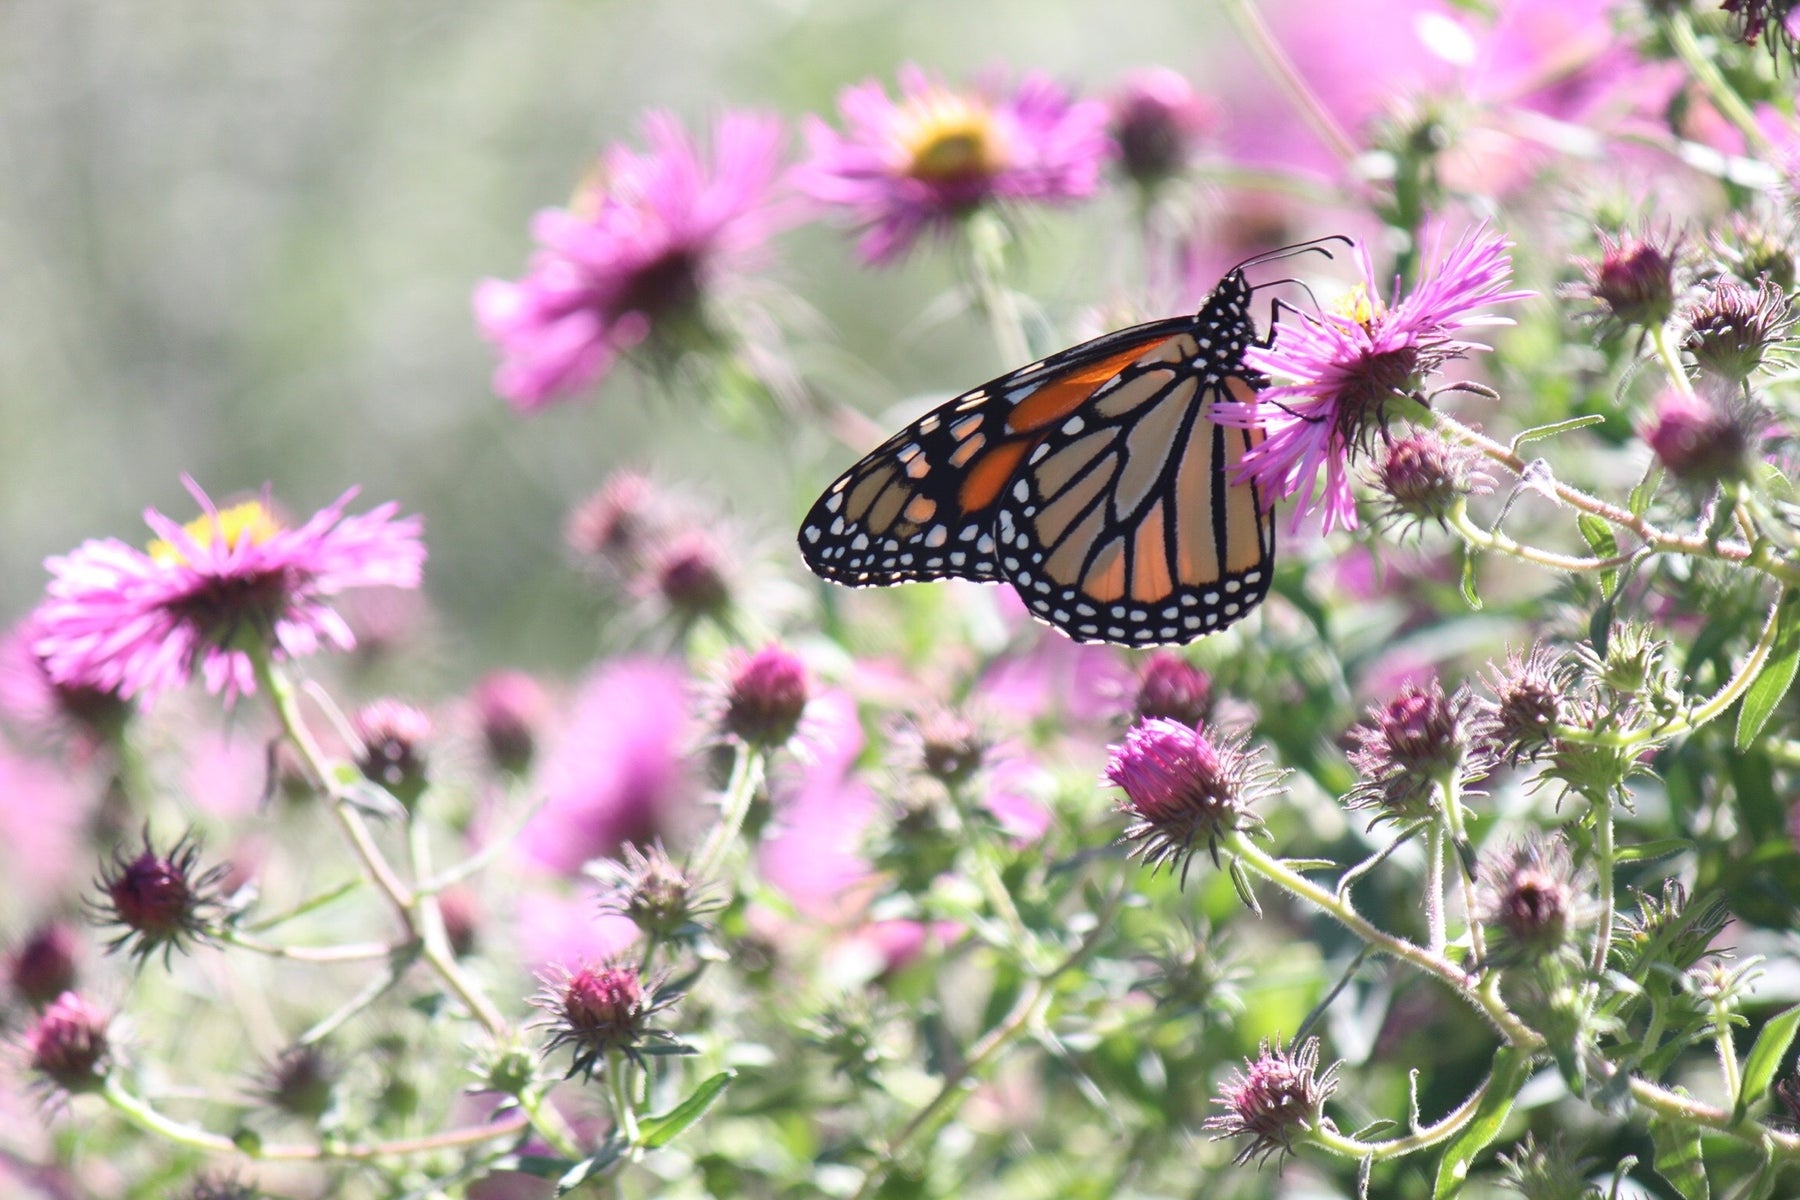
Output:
[{"xmin": 1231, "ymin": 234, "xmax": 1353, "ymax": 275}]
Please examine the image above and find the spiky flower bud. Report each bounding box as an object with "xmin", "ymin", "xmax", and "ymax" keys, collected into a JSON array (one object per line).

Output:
[
  {"xmin": 1132, "ymin": 652, "xmax": 1213, "ymax": 728},
  {"xmin": 1370, "ymin": 433, "xmax": 1489, "ymax": 533},
  {"xmin": 1574, "ymin": 229, "xmax": 1679, "ymax": 332},
  {"xmin": 261, "ymin": 1044, "xmax": 337, "ymax": 1120},
  {"xmin": 92, "ymin": 829, "xmax": 230, "ymax": 965},
  {"xmin": 1346, "ymin": 680, "xmax": 1486, "ymax": 822},
  {"xmin": 898, "ymin": 707, "xmax": 990, "ymax": 787},
  {"xmin": 181, "ymin": 1172, "xmax": 259, "ymax": 1200},
  {"xmin": 352, "ymin": 698, "xmax": 433, "ymax": 809},
  {"xmin": 1103, "ymin": 718, "xmax": 1283, "ymax": 884},
  {"xmin": 591, "ymin": 842, "xmax": 719, "ymax": 940},
  {"xmin": 566, "ymin": 472, "xmax": 659, "ymax": 570},
  {"xmin": 719, "ymin": 645, "xmax": 809, "ymax": 749},
  {"xmin": 1721, "ymin": 0, "xmax": 1798, "ymax": 61},
  {"xmin": 651, "ymin": 531, "xmax": 732, "ymax": 623},
  {"xmin": 533, "ymin": 960, "xmax": 682, "ymax": 1081},
  {"xmin": 1473, "ymin": 836, "xmax": 1596, "ymax": 964},
  {"xmin": 1478, "ymin": 645, "xmax": 1570, "ymax": 765},
  {"xmin": 1642, "ymin": 386, "xmax": 1765, "ymax": 488},
  {"xmin": 1497, "ymin": 1133, "xmax": 1604, "ymax": 1200},
  {"xmin": 26, "ymin": 991, "xmax": 111, "ymax": 1095},
  {"xmin": 1203, "ymin": 1037, "xmax": 1341, "ymax": 1166},
  {"xmin": 1681, "ymin": 274, "xmax": 1795, "ymax": 384}
]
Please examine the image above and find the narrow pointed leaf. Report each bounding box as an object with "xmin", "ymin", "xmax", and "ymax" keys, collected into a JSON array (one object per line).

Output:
[
  {"xmin": 1736, "ymin": 590, "xmax": 1800, "ymax": 751},
  {"xmin": 639, "ymin": 1070, "xmax": 736, "ymax": 1148},
  {"xmin": 1649, "ymin": 1115, "xmax": 1707, "ymax": 1200},
  {"xmin": 1733, "ymin": 1002, "xmax": 1800, "ymax": 1124},
  {"xmin": 1432, "ymin": 1048, "xmax": 1530, "ymax": 1199}
]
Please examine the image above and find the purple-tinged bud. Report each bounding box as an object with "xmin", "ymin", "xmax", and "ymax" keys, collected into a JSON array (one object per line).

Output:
[
  {"xmin": 92, "ymin": 829, "xmax": 230, "ymax": 966},
  {"xmin": 592, "ymin": 842, "xmax": 719, "ymax": 940},
  {"xmin": 1478, "ymin": 645, "xmax": 1571, "ymax": 766},
  {"xmin": 9, "ymin": 921, "xmax": 79, "ymax": 1008},
  {"xmin": 1370, "ymin": 433, "xmax": 1489, "ymax": 533},
  {"xmin": 651, "ymin": 531, "xmax": 732, "ymax": 622},
  {"xmin": 566, "ymin": 472, "xmax": 659, "ymax": 569},
  {"xmin": 261, "ymin": 1044, "xmax": 338, "ymax": 1121},
  {"xmin": 1103, "ymin": 718, "xmax": 1283, "ymax": 884},
  {"xmin": 1473, "ymin": 836, "xmax": 1596, "ymax": 963},
  {"xmin": 469, "ymin": 670, "xmax": 546, "ymax": 775},
  {"xmin": 1575, "ymin": 229, "xmax": 1679, "ymax": 331},
  {"xmin": 1681, "ymin": 274, "xmax": 1795, "ymax": 384},
  {"xmin": 353, "ymin": 698, "xmax": 433, "ymax": 808},
  {"xmin": 902, "ymin": 707, "xmax": 990, "ymax": 787},
  {"xmin": 533, "ymin": 959, "xmax": 682, "ymax": 1081},
  {"xmin": 1109, "ymin": 68, "xmax": 1217, "ymax": 187},
  {"xmin": 720, "ymin": 645, "xmax": 809, "ymax": 749},
  {"xmin": 1203, "ymin": 1037, "xmax": 1341, "ymax": 1166},
  {"xmin": 1642, "ymin": 387, "xmax": 1764, "ymax": 488},
  {"xmin": 26, "ymin": 991, "xmax": 111, "ymax": 1095},
  {"xmin": 1132, "ymin": 652, "xmax": 1213, "ymax": 728},
  {"xmin": 1345, "ymin": 680, "xmax": 1485, "ymax": 822}
]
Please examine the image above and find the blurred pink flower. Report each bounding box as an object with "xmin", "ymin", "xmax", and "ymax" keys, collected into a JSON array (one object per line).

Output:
[
  {"xmin": 519, "ymin": 658, "xmax": 697, "ymax": 875},
  {"xmin": 1215, "ymin": 226, "xmax": 1531, "ymax": 533},
  {"xmin": 795, "ymin": 65, "xmax": 1109, "ymax": 263},
  {"xmin": 758, "ymin": 688, "xmax": 875, "ymax": 917},
  {"xmin": 0, "ymin": 745, "xmax": 90, "ymax": 913},
  {"xmin": 32, "ymin": 478, "xmax": 424, "ymax": 704},
  {"xmin": 978, "ymin": 591, "xmax": 1135, "ymax": 727},
  {"xmin": 183, "ymin": 726, "xmax": 269, "ymax": 818},
  {"xmin": 0, "ymin": 615, "xmax": 130, "ymax": 757},
  {"xmin": 511, "ymin": 886, "xmax": 639, "ymax": 972},
  {"xmin": 475, "ymin": 111, "xmax": 788, "ymax": 411}
]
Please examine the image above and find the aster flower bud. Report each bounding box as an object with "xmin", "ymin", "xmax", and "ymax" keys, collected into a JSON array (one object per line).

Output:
[
  {"xmin": 92, "ymin": 829, "xmax": 231, "ymax": 965},
  {"xmin": 1477, "ymin": 645, "xmax": 1570, "ymax": 766},
  {"xmin": 1642, "ymin": 386, "xmax": 1765, "ymax": 488},
  {"xmin": 532, "ymin": 959, "xmax": 683, "ymax": 1081},
  {"xmin": 1573, "ymin": 229, "xmax": 1680, "ymax": 333},
  {"xmin": 1716, "ymin": 216, "xmax": 1797, "ymax": 293},
  {"xmin": 436, "ymin": 886, "xmax": 480, "ymax": 958},
  {"xmin": 469, "ymin": 670, "xmax": 546, "ymax": 775},
  {"xmin": 1473, "ymin": 836, "xmax": 1596, "ymax": 964},
  {"xmin": 590, "ymin": 842, "xmax": 720, "ymax": 940},
  {"xmin": 1108, "ymin": 68, "xmax": 1216, "ymax": 188},
  {"xmin": 26, "ymin": 991, "xmax": 111, "ymax": 1095},
  {"xmin": 651, "ymin": 530, "xmax": 733, "ymax": 624},
  {"xmin": 1370, "ymin": 433, "xmax": 1489, "ymax": 533},
  {"xmin": 1131, "ymin": 652, "xmax": 1213, "ymax": 728},
  {"xmin": 566, "ymin": 472, "xmax": 660, "ymax": 571},
  {"xmin": 1722, "ymin": 0, "xmax": 1799, "ymax": 61},
  {"xmin": 9, "ymin": 921, "xmax": 80, "ymax": 1008},
  {"xmin": 720, "ymin": 645, "xmax": 809, "ymax": 749},
  {"xmin": 1611, "ymin": 881, "xmax": 1730, "ymax": 986},
  {"xmin": 352, "ymin": 698, "xmax": 433, "ymax": 809},
  {"xmin": 1681, "ymin": 274, "xmax": 1796, "ymax": 384},
  {"xmin": 896, "ymin": 707, "xmax": 990, "ymax": 788},
  {"xmin": 1203, "ymin": 1037, "xmax": 1341, "ymax": 1166},
  {"xmin": 1345, "ymin": 680, "xmax": 1486, "ymax": 823},
  {"xmin": 472, "ymin": 1033, "xmax": 540, "ymax": 1097},
  {"xmin": 1103, "ymin": 718, "xmax": 1283, "ymax": 884},
  {"xmin": 260, "ymin": 1044, "xmax": 338, "ymax": 1121},
  {"xmin": 1497, "ymin": 1133, "xmax": 1603, "ymax": 1200}
]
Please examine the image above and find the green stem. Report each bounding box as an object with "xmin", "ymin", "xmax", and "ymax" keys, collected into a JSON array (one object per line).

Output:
[
  {"xmin": 1650, "ymin": 323, "xmax": 1696, "ymax": 399},
  {"xmin": 690, "ymin": 744, "xmax": 766, "ymax": 883},
  {"xmin": 608, "ymin": 1053, "xmax": 642, "ymax": 1148},
  {"xmin": 1424, "ymin": 824, "xmax": 1447, "ymax": 956},
  {"xmin": 1662, "ymin": 10, "xmax": 1772, "ymax": 156},
  {"xmin": 409, "ymin": 817, "xmax": 508, "ymax": 1036},
  {"xmin": 961, "ymin": 210, "xmax": 1030, "ymax": 367},
  {"xmin": 1309, "ymin": 1072, "xmax": 1494, "ymax": 1161},
  {"xmin": 220, "ymin": 929, "xmax": 396, "ymax": 963},
  {"xmin": 1224, "ymin": 833, "xmax": 1540, "ymax": 1048},
  {"xmin": 101, "ymin": 1076, "xmax": 533, "ymax": 1161},
  {"xmin": 849, "ymin": 886, "xmax": 1125, "ymax": 1200},
  {"xmin": 1588, "ymin": 791, "xmax": 1616, "ymax": 979},
  {"xmin": 517, "ymin": 1086, "xmax": 584, "ymax": 1160},
  {"xmin": 1448, "ymin": 503, "xmax": 1642, "ymax": 574}
]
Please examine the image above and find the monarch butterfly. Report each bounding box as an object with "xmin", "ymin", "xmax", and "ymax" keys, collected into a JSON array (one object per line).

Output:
[{"xmin": 797, "ymin": 242, "xmax": 1340, "ymax": 647}]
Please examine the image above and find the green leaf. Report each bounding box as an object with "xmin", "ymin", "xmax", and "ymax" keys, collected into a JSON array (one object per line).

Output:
[
  {"xmin": 494, "ymin": 1155, "xmax": 577, "ymax": 1180},
  {"xmin": 1432, "ymin": 1048, "xmax": 1530, "ymax": 1199},
  {"xmin": 1734, "ymin": 1002, "xmax": 1800, "ymax": 1124},
  {"xmin": 639, "ymin": 1070, "xmax": 736, "ymax": 1149},
  {"xmin": 1510, "ymin": 414, "xmax": 1604, "ymax": 451},
  {"xmin": 1614, "ymin": 838, "xmax": 1694, "ymax": 864},
  {"xmin": 1736, "ymin": 590, "xmax": 1800, "ymax": 751},
  {"xmin": 1577, "ymin": 514, "xmax": 1619, "ymax": 598},
  {"xmin": 1460, "ymin": 546, "xmax": 1483, "ymax": 611},
  {"xmin": 1629, "ymin": 467, "xmax": 1664, "ymax": 517},
  {"xmin": 1649, "ymin": 1114, "xmax": 1708, "ymax": 1200},
  {"xmin": 555, "ymin": 1138, "xmax": 626, "ymax": 1195}
]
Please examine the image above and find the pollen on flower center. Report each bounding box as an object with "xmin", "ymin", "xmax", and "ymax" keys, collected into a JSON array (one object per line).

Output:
[
  {"xmin": 148, "ymin": 501, "xmax": 282, "ymax": 567},
  {"xmin": 895, "ymin": 98, "xmax": 1004, "ymax": 184},
  {"xmin": 1332, "ymin": 286, "xmax": 1380, "ymax": 328}
]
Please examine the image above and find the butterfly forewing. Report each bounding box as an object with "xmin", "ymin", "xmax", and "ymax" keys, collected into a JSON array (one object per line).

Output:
[{"xmin": 798, "ymin": 271, "xmax": 1277, "ymax": 646}]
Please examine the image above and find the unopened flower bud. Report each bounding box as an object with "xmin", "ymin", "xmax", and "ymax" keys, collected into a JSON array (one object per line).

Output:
[
  {"xmin": 1203, "ymin": 1037, "xmax": 1341, "ymax": 1166},
  {"xmin": 720, "ymin": 645, "xmax": 809, "ymax": 749},
  {"xmin": 27, "ymin": 991, "xmax": 111, "ymax": 1095},
  {"xmin": 1132, "ymin": 652, "xmax": 1213, "ymax": 728}
]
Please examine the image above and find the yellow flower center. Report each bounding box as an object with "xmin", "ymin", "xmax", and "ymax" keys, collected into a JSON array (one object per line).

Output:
[
  {"xmin": 149, "ymin": 501, "xmax": 282, "ymax": 566},
  {"xmin": 1333, "ymin": 286, "xmax": 1380, "ymax": 328},
  {"xmin": 894, "ymin": 92, "xmax": 1004, "ymax": 183}
]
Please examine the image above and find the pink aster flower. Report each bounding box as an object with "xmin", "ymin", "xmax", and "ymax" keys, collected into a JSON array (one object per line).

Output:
[
  {"xmin": 32, "ymin": 478, "xmax": 424, "ymax": 704},
  {"xmin": 794, "ymin": 65, "xmax": 1110, "ymax": 264},
  {"xmin": 1214, "ymin": 226, "xmax": 1532, "ymax": 533},
  {"xmin": 474, "ymin": 110, "xmax": 787, "ymax": 411}
]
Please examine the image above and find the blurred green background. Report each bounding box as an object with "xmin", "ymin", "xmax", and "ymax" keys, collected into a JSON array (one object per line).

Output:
[{"xmin": 0, "ymin": 1, "xmax": 1284, "ymax": 682}]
